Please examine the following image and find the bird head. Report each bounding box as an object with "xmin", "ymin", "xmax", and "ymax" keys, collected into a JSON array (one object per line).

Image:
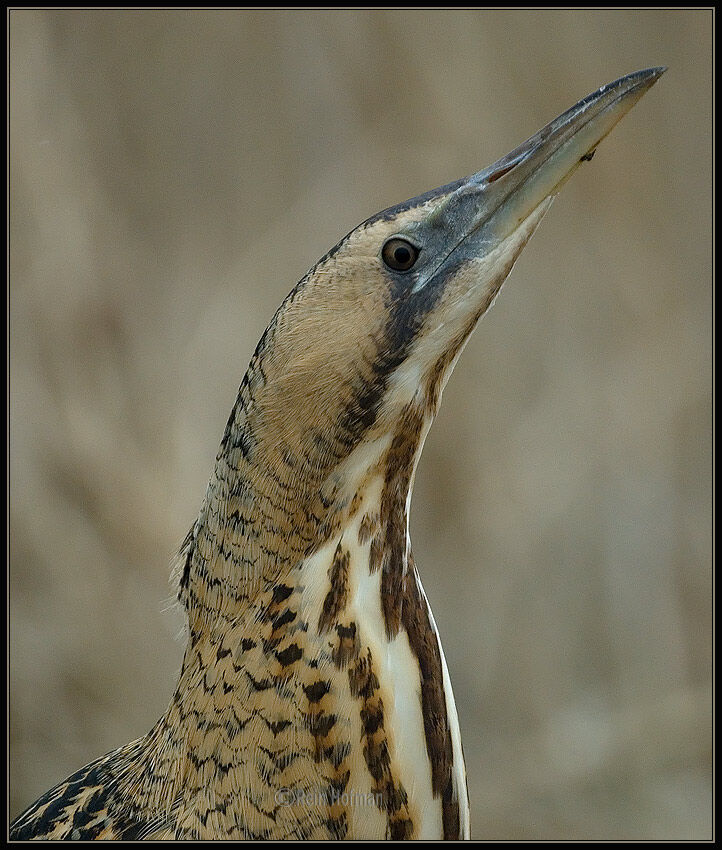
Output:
[
  {"xmin": 181, "ymin": 68, "xmax": 664, "ymax": 617},
  {"xmin": 247, "ymin": 68, "xmax": 664, "ymax": 476}
]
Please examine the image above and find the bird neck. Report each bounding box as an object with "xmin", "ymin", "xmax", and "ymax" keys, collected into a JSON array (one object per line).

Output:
[
  {"xmin": 123, "ymin": 394, "xmax": 468, "ymax": 838},
  {"xmin": 177, "ymin": 365, "xmax": 435, "ymax": 639}
]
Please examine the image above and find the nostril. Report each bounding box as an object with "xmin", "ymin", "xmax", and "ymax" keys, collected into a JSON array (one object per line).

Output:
[
  {"xmin": 484, "ymin": 148, "xmax": 532, "ymax": 185},
  {"xmin": 486, "ymin": 161, "xmax": 518, "ymax": 183}
]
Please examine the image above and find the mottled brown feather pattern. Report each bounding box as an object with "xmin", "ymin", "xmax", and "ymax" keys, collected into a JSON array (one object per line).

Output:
[
  {"xmin": 378, "ymin": 404, "xmax": 425, "ymax": 639},
  {"xmin": 347, "ymin": 646, "xmax": 415, "ymax": 839},
  {"xmin": 318, "ymin": 542, "xmax": 351, "ymax": 633},
  {"xmin": 402, "ymin": 556, "xmax": 462, "ymax": 840},
  {"xmin": 370, "ymin": 397, "xmax": 464, "ymax": 840},
  {"xmin": 358, "ymin": 510, "xmax": 380, "ymax": 546}
]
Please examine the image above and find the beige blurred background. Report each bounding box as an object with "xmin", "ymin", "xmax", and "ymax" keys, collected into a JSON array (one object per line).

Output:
[{"xmin": 9, "ymin": 9, "xmax": 711, "ymax": 840}]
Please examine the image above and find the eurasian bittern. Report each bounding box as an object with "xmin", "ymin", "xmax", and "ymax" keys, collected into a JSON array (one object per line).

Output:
[{"xmin": 11, "ymin": 68, "xmax": 664, "ymax": 840}]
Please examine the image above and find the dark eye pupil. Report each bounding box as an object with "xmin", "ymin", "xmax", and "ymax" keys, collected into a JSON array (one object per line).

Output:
[{"xmin": 382, "ymin": 238, "xmax": 419, "ymax": 271}]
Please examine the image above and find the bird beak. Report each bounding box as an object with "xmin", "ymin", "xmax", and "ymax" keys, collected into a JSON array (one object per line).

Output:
[{"xmin": 419, "ymin": 67, "xmax": 665, "ymax": 279}]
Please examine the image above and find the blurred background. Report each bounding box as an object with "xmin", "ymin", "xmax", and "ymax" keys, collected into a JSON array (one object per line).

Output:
[{"xmin": 9, "ymin": 9, "xmax": 711, "ymax": 840}]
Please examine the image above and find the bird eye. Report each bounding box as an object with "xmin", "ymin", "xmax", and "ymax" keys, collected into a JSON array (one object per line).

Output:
[{"xmin": 381, "ymin": 238, "xmax": 419, "ymax": 272}]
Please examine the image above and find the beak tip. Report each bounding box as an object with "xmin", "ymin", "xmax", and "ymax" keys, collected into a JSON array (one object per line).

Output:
[{"xmin": 640, "ymin": 65, "xmax": 668, "ymax": 86}]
